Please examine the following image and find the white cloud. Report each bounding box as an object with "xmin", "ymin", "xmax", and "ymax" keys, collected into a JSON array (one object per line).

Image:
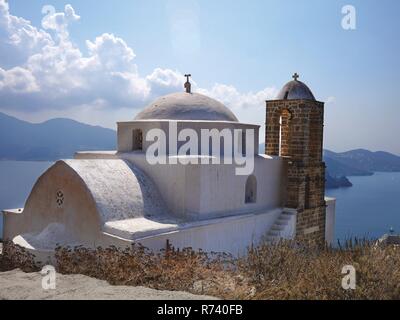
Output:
[
  {"xmin": 199, "ymin": 84, "xmax": 277, "ymax": 111},
  {"xmin": 0, "ymin": 66, "xmax": 39, "ymax": 93},
  {"xmin": 41, "ymin": 4, "xmax": 80, "ymax": 38},
  {"xmin": 326, "ymin": 96, "xmax": 336, "ymax": 104},
  {"xmin": 146, "ymin": 68, "xmax": 187, "ymax": 96},
  {"xmin": 0, "ymin": 0, "xmax": 53, "ymax": 67},
  {"xmin": 0, "ymin": 2, "xmax": 152, "ymax": 110},
  {"xmin": 86, "ymin": 33, "xmax": 136, "ymax": 72},
  {"xmin": 0, "ymin": 0, "xmax": 276, "ymax": 135}
]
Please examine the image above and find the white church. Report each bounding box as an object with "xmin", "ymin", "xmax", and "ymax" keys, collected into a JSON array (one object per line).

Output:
[{"xmin": 2, "ymin": 74, "xmax": 335, "ymax": 259}]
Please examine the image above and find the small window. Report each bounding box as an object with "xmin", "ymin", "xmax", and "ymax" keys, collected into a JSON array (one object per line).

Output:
[
  {"xmin": 245, "ymin": 175, "xmax": 257, "ymax": 204},
  {"xmin": 132, "ymin": 129, "xmax": 143, "ymax": 151},
  {"xmin": 56, "ymin": 190, "xmax": 64, "ymax": 207},
  {"xmin": 241, "ymin": 131, "xmax": 246, "ymax": 156}
]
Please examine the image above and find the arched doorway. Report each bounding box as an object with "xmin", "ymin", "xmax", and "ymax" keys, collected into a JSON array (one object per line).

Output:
[{"xmin": 245, "ymin": 175, "xmax": 257, "ymax": 204}]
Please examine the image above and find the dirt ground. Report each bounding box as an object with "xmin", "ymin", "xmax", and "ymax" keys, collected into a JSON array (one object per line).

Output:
[{"xmin": 0, "ymin": 268, "xmax": 218, "ymax": 300}]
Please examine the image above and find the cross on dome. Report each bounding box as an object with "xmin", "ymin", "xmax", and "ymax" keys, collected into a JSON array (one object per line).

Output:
[
  {"xmin": 292, "ymin": 73, "xmax": 299, "ymax": 81},
  {"xmin": 184, "ymin": 74, "xmax": 192, "ymax": 93}
]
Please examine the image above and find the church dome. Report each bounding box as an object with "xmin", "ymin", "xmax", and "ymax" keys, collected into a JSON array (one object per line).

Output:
[
  {"xmin": 276, "ymin": 74, "xmax": 315, "ymax": 101},
  {"xmin": 135, "ymin": 92, "xmax": 238, "ymax": 122}
]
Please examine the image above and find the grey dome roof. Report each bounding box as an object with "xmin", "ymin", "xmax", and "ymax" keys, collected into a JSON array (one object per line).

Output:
[
  {"xmin": 135, "ymin": 92, "xmax": 238, "ymax": 122},
  {"xmin": 276, "ymin": 80, "xmax": 315, "ymax": 101}
]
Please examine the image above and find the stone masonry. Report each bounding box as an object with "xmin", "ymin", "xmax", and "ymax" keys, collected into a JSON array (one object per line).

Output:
[{"xmin": 265, "ymin": 99, "xmax": 326, "ymax": 243}]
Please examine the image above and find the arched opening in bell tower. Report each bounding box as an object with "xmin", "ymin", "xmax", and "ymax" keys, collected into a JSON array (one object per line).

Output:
[{"xmin": 279, "ymin": 109, "xmax": 291, "ymax": 157}]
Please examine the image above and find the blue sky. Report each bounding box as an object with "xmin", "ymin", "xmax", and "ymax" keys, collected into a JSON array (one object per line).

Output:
[{"xmin": 1, "ymin": 0, "xmax": 400, "ymax": 154}]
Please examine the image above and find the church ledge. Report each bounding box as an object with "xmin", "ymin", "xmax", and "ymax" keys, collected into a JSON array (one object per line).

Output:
[
  {"xmin": 102, "ymin": 207, "xmax": 282, "ymax": 241},
  {"xmin": 119, "ymin": 153, "xmax": 279, "ymax": 161},
  {"xmin": 75, "ymin": 150, "xmax": 117, "ymax": 154},
  {"xmin": 2, "ymin": 208, "xmax": 23, "ymax": 215},
  {"xmin": 74, "ymin": 150, "xmax": 118, "ymax": 159},
  {"xmin": 258, "ymin": 154, "xmax": 280, "ymax": 160}
]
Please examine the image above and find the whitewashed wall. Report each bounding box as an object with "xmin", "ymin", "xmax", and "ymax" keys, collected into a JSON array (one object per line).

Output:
[{"xmin": 325, "ymin": 197, "xmax": 336, "ymax": 245}]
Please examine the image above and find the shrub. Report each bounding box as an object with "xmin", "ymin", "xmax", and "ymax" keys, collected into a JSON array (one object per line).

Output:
[{"xmin": 0, "ymin": 240, "xmax": 40, "ymax": 272}]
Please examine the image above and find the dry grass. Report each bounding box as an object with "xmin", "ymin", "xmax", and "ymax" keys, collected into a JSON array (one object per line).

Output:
[
  {"xmin": 0, "ymin": 241, "xmax": 40, "ymax": 273},
  {"xmin": 1, "ymin": 239, "xmax": 400, "ymax": 299},
  {"xmin": 54, "ymin": 243, "xmax": 245, "ymax": 298},
  {"xmin": 238, "ymin": 239, "xmax": 400, "ymax": 299}
]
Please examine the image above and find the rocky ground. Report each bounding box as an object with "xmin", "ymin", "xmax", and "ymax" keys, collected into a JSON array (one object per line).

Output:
[
  {"xmin": 0, "ymin": 242, "xmax": 217, "ymax": 300},
  {"xmin": 0, "ymin": 268, "xmax": 218, "ymax": 300}
]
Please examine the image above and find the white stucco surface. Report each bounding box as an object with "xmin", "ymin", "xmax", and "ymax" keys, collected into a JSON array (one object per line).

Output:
[
  {"xmin": 116, "ymin": 120, "xmax": 260, "ymax": 155},
  {"xmin": 107, "ymin": 208, "xmax": 283, "ymax": 256},
  {"xmin": 64, "ymin": 159, "xmax": 170, "ymax": 224},
  {"xmin": 134, "ymin": 92, "xmax": 238, "ymax": 122},
  {"xmin": 325, "ymin": 197, "xmax": 336, "ymax": 245},
  {"xmin": 104, "ymin": 218, "xmax": 178, "ymax": 240},
  {"xmin": 13, "ymin": 223, "xmax": 77, "ymax": 250},
  {"xmin": 116, "ymin": 152, "xmax": 286, "ymax": 221}
]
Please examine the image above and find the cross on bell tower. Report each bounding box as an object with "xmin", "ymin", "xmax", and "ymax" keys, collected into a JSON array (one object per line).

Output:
[
  {"xmin": 292, "ymin": 73, "xmax": 299, "ymax": 81},
  {"xmin": 184, "ymin": 74, "xmax": 192, "ymax": 93}
]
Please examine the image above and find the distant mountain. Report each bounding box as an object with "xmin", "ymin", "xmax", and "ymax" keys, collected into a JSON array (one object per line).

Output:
[
  {"xmin": 323, "ymin": 156, "xmax": 373, "ymax": 177},
  {"xmin": 325, "ymin": 173, "xmax": 352, "ymax": 189},
  {"xmin": 323, "ymin": 149, "xmax": 400, "ymax": 189},
  {"xmin": 258, "ymin": 143, "xmax": 400, "ymax": 189},
  {"xmin": 0, "ymin": 112, "xmax": 116, "ymax": 160},
  {"xmin": 324, "ymin": 149, "xmax": 400, "ymax": 173}
]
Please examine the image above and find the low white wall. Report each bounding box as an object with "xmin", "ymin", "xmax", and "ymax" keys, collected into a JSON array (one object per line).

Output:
[
  {"xmin": 0, "ymin": 212, "xmax": 3, "ymax": 240},
  {"xmin": 127, "ymin": 208, "xmax": 282, "ymax": 257},
  {"xmin": 325, "ymin": 197, "xmax": 336, "ymax": 245}
]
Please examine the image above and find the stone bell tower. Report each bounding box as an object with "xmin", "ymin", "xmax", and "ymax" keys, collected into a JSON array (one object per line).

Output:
[{"xmin": 265, "ymin": 74, "xmax": 326, "ymax": 243}]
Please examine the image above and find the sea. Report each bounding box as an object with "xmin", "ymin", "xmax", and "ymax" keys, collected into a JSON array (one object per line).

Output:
[
  {"xmin": 326, "ymin": 172, "xmax": 400, "ymax": 243},
  {"xmin": 0, "ymin": 161, "xmax": 399, "ymax": 243}
]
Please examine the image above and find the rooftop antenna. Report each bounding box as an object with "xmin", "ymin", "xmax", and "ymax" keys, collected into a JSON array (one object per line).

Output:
[{"xmin": 184, "ymin": 74, "xmax": 192, "ymax": 93}]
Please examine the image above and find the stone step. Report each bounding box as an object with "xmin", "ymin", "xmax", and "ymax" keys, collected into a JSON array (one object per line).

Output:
[
  {"xmin": 277, "ymin": 216, "xmax": 291, "ymax": 222},
  {"xmin": 271, "ymin": 225, "xmax": 285, "ymax": 231},
  {"xmin": 282, "ymin": 211, "xmax": 295, "ymax": 216},
  {"xmin": 265, "ymin": 236, "xmax": 279, "ymax": 243},
  {"xmin": 265, "ymin": 210, "xmax": 296, "ymax": 244},
  {"xmin": 268, "ymin": 230, "xmax": 281, "ymax": 236}
]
